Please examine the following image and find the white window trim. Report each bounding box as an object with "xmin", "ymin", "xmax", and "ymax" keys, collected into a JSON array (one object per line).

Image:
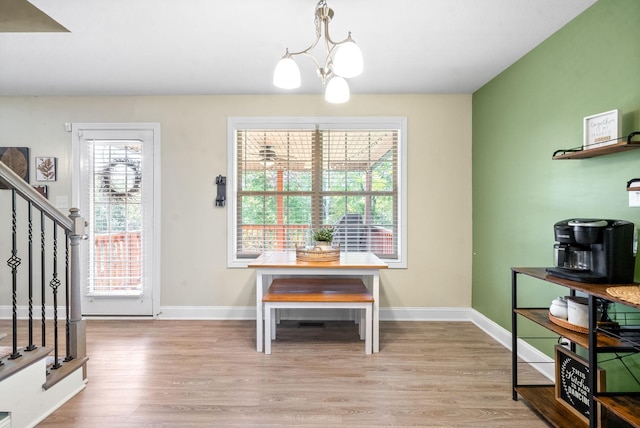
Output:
[{"xmin": 226, "ymin": 116, "xmax": 407, "ymax": 269}]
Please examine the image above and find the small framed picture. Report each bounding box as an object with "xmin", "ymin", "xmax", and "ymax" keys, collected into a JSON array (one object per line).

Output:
[
  {"xmin": 33, "ymin": 185, "xmax": 48, "ymax": 199},
  {"xmin": 35, "ymin": 156, "xmax": 57, "ymax": 181},
  {"xmin": 583, "ymin": 109, "xmax": 620, "ymax": 150}
]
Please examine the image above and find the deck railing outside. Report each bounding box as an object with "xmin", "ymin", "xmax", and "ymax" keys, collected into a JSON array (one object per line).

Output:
[
  {"xmin": 240, "ymin": 224, "xmax": 394, "ymax": 254},
  {"xmin": 93, "ymin": 232, "xmax": 142, "ymax": 292}
]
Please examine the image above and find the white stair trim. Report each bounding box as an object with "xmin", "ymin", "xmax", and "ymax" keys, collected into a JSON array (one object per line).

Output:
[{"xmin": 0, "ymin": 357, "xmax": 86, "ymax": 428}]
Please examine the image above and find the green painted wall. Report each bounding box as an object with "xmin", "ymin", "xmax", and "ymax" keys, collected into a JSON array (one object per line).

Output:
[{"xmin": 472, "ymin": 0, "xmax": 640, "ymax": 334}]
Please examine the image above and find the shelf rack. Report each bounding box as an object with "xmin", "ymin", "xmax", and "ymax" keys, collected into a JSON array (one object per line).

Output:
[{"xmin": 512, "ymin": 267, "xmax": 640, "ymax": 428}]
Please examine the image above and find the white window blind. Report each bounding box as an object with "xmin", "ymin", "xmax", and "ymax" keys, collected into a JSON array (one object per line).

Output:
[
  {"xmin": 233, "ymin": 122, "xmax": 401, "ymax": 262},
  {"xmin": 88, "ymin": 141, "xmax": 143, "ymax": 294}
]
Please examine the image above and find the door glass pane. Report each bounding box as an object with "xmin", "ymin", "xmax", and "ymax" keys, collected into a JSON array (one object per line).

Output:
[{"xmin": 90, "ymin": 142, "xmax": 143, "ymax": 295}]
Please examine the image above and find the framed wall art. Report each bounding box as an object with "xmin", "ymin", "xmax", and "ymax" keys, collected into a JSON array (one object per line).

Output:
[
  {"xmin": 35, "ymin": 156, "xmax": 57, "ymax": 181},
  {"xmin": 583, "ymin": 109, "xmax": 620, "ymax": 150},
  {"xmin": 33, "ymin": 185, "xmax": 48, "ymax": 199},
  {"xmin": 0, "ymin": 147, "xmax": 30, "ymax": 189}
]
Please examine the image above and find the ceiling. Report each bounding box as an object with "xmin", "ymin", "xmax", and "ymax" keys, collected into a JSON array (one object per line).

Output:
[{"xmin": 0, "ymin": 0, "xmax": 598, "ymax": 97}]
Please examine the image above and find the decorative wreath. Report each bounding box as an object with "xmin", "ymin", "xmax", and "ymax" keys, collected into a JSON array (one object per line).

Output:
[{"xmin": 100, "ymin": 158, "xmax": 141, "ymax": 199}]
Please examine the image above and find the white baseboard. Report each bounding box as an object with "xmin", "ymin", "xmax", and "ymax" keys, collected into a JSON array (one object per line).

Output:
[
  {"xmin": 0, "ymin": 305, "xmax": 66, "ymax": 320},
  {"xmin": 2, "ymin": 304, "xmax": 554, "ymax": 381},
  {"xmin": 156, "ymin": 305, "xmax": 478, "ymax": 321},
  {"xmin": 470, "ymin": 309, "xmax": 554, "ymax": 381},
  {"xmin": 381, "ymin": 306, "xmax": 475, "ymax": 321},
  {"xmin": 157, "ymin": 306, "xmax": 256, "ymax": 320}
]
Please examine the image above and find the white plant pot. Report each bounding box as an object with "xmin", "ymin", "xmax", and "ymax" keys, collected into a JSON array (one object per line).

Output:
[{"xmin": 314, "ymin": 241, "xmax": 333, "ymax": 250}]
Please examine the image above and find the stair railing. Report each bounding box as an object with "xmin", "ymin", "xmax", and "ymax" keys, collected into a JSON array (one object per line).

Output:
[{"xmin": 0, "ymin": 161, "xmax": 86, "ymax": 370}]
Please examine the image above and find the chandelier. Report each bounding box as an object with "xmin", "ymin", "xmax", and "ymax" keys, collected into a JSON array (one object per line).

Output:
[{"xmin": 273, "ymin": 0, "xmax": 363, "ymax": 104}]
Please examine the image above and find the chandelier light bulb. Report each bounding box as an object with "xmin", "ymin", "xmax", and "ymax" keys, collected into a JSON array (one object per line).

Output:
[
  {"xmin": 325, "ymin": 76, "xmax": 350, "ymax": 104},
  {"xmin": 332, "ymin": 40, "xmax": 363, "ymax": 78},
  {"xmin": 273, "ymin": 57, "xmax": 301, "ymax": 89}
]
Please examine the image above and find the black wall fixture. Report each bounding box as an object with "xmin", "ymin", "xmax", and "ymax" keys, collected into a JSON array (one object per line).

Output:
[{"xmin": 215, "ymin": 175, "xmax": 226, "ymax": 207}]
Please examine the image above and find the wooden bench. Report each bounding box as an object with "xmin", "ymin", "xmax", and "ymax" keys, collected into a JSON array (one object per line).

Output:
[{"xmin": 262, "ymin": 278, "xmax": 374, "ymax": 355}]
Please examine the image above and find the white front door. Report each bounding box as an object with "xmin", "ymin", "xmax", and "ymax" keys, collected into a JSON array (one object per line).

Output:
[{"xmin": 72, "ymin": 123, "xmax": 160, "ymax": 316}]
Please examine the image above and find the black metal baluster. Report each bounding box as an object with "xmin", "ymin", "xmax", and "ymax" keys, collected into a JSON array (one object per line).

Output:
[
  {"xmin": 64, "ymin": 231, "xmax": 73, "ymax": 362},
  {"xmin": 41, "ymin": 210, "xmax": 46, "ymax": 347},
  {"xmin": 7, "ymin": 189, "xmax": 22, "ymax": 360},
  {"xmin": 49, "ymin": 222, "xmax": 62, "ymax": 369},
  {"xmin": 26, "ymin": 202, "xmax": 36, "ymax": 351}
]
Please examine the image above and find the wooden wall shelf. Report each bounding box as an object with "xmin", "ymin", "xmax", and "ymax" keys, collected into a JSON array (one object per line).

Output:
[
  {"xmin": 552, "ymin": 131, "xmax": 640, "ymax": 160},
  {"xmin": 553, "ymin": 140, "xmax": 640, "ymax": 160}
]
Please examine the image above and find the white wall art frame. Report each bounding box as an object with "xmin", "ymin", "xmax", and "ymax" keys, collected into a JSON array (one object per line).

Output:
[
  {"xmin": 583, "ymin": 109, "xmax": 620, "ymax": 150},
  {"xmin": 35, "ymin": 156, "xmax": 57, "ymax": 181}
]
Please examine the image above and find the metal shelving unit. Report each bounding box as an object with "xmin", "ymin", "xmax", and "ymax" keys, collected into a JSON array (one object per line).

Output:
[{"xmin": 512, "ymin": 267, "xmax": 640, "ymax": 428}]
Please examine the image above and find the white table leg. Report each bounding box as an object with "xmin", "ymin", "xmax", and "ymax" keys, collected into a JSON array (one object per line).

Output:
[
  {"xmin": 365, "ymin": 303, "xmax": 372, "ymax": 355},
  {"xmin": 372, "ymin": 271, "xmax": 379, "ymax": 353},
  {"xmin": 271, "ymin": 308, "xmax": 277, "ymax": 339},
  {"xmin": 265, "ymin": 304, "xmax": 272, "ymax": 355},
  {"xmin": 256, "ymin": 272, "xmax": 264, "ymax": 352}
]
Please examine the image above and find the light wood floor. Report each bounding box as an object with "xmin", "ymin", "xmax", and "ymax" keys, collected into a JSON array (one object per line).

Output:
[{"xmin": 29, "ymin": 319, "xmax": 551, "ymax": 427}]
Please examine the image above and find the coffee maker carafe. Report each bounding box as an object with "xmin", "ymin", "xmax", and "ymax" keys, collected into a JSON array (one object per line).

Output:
[{"xmin": 546, "ymin": 219, "xmax": 635, "ymax": 283}]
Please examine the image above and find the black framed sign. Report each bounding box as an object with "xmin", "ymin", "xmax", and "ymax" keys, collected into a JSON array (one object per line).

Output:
[{"xmin": 555, "ymin": 345, "xmax": 606, "ymax": 423}]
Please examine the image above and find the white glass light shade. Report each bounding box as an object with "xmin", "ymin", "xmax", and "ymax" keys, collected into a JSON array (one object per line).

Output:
[
  {"xmin": 332, "ymin": 41, "xmax": 363, "ymax": 78},
  {"xmin": 325, "ymin": 76, "xmax": 350, "ymax": 103},
  {"xmin": 273, "ymin": 57, "xmax": 301, "ymax": 89}
]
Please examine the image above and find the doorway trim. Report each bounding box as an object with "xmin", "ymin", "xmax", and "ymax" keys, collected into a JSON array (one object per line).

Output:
[{"xmin": 71, "ymin": 122, "xmax": 161, "ymax": 318}]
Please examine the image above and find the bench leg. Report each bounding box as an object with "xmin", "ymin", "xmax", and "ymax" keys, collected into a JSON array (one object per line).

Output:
[
  {"xmin": 263, "ymin": 301, "xmax": 372, "ymax": 355},
  {"xmin": 365, "ymin": 304, "xmax": 372, "ymax": 355},
  {"xmin": 271, "ymin": 308, "xmax": 277, "ymax": 339},
  {"xmin": 265, "ymin": 304, "xmax": 272, "ymax": 355}
]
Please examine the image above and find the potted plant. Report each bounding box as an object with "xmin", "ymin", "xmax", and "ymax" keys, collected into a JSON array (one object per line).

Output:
[{"xmin": 312, "ymin": 227, "xmax": 334, "ymax": 248}]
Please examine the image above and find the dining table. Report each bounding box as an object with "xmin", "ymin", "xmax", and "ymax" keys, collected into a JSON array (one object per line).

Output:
[{"xmin": 248, "ymin": 251, "xmax": 388, "ymax": 353}]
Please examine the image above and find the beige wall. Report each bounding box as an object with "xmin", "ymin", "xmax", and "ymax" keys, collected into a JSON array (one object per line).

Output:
[{"xmin": 0, "ymin": 94, "xmax": 472, "ymax": 311}]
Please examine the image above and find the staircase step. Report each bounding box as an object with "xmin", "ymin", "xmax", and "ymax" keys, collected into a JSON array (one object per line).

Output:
[
  {"xmin": 44, "ymin": 356, "xmax": 89, "ymax": 390},
  {"xmin": 0, "ymin": 347, "xmax": 51, "ymax": 382}
]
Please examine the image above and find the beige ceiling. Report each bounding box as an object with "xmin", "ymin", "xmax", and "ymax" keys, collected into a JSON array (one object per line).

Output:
[
  {"xmin": 0, "ymin": 0, "xmax": 68, "ymax": 32},
  {"xmin": 0, "ymin": 0, "xmax": 598, "ymax": 97}
]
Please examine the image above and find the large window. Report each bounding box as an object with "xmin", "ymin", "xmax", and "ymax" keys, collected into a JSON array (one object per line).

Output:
[{"xmin": 227, "ymin": 117, "xmax": 407, "ymax": 268}]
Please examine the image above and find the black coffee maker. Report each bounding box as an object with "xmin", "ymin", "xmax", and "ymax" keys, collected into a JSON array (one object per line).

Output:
[{"xmin": 546, "ymin": 219, "xmax": 635, "ymax": 283}]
